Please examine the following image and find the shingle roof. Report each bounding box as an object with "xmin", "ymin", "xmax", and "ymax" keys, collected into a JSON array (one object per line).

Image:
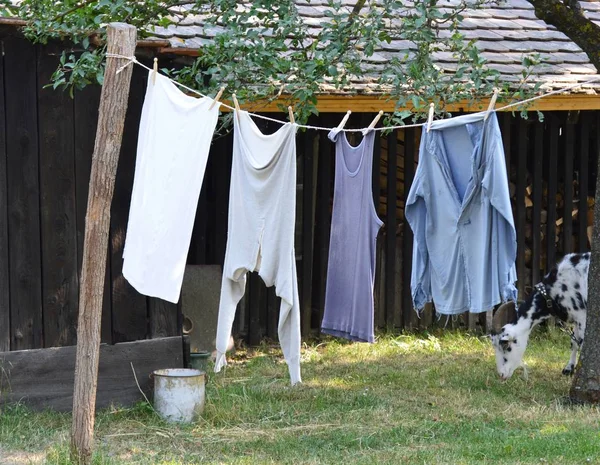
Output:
[{"xmin": 146, "ymin": 0, "xmax": 600, "ymax": 93}]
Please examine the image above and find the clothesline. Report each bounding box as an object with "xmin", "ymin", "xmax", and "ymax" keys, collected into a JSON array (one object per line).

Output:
[{"xmin": 106, "ymin": 53, "xmax": 600, "ymax": 133}]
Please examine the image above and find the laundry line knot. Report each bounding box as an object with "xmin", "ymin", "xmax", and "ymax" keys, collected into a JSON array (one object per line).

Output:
[{"xmin": 105, "ymin": 53, "xmax": 138, "ymax": 74}]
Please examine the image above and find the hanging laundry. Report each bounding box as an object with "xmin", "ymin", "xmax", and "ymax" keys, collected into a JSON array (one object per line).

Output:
[
  {"xmin": 122, "ymin": 71, "xmax": 220, "ymax": 303},
  {"xmin": 405, "ymin": 112, "xmax": 517, "ymax": 315},
  {"xmin": 321, "ymin": 129, "xmax": 383, "ymax": 343},
  {"xmin": 214, "ymin": 111, "xmax": 301, "ymax": 385}
]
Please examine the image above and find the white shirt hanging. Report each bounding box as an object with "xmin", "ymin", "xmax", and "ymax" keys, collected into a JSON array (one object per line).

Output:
[{"xmin": 123, "ymin": 71, "xmax": 220, "ymax": 303}]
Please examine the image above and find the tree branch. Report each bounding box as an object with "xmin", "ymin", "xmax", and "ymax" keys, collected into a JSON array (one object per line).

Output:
[
  {"xmin": 526, "ymin": 0, "xmax": 600, "ymax": 71},
  {"xmin": 51, "ymin": 0, "xmax": 99, "ymax": 22}
]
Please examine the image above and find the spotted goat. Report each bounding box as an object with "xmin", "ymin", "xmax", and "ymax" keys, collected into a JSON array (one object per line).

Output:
[{"xmin": 490, "ymin": 252, "xmax": 589, "ymax": 380}]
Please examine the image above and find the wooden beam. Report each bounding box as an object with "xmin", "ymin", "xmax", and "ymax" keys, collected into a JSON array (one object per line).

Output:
[
  {"xmin": 222, "ymin": 94, "xmax": 600, "ymax": 114},
  {"xmin": 71, "ymin": 23, "xmax": 136, "ymax": 465},
  {"xmin": 0, "ymin": 337, "xmax": 183, "ymax": 412},
  {"xmin": 0, "ymin": 18, "xmax": 27, "ymax": 26}
]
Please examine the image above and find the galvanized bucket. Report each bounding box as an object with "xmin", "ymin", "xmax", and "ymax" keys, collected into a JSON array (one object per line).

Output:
[{"xmin": 152, "ymin": 368, "xmax": 205, "ymax": 423}]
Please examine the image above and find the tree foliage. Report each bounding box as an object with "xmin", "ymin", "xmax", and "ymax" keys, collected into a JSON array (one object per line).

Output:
[{"xmin": 1, "ymin": 0, "xmax": 542, "ymax": 123}]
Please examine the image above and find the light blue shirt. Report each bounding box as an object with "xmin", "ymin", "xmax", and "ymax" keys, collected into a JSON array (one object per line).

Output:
[{"xmin": 405, "ymin": 112, "xmax": 517, "ymax": 315}]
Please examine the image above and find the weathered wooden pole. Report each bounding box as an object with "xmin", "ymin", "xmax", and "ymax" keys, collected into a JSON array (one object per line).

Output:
[{"xmin": 71, "ymin": 23, "xmax": 136, "ymax": 464}]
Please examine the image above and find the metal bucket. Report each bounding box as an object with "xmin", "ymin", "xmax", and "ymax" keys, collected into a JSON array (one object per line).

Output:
[{"xmin": 152, "ymin": 368, "xmax": 205, "ymax": 423}]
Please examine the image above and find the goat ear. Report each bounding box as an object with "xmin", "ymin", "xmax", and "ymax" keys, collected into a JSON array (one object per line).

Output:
[{"xmin": 492, "ymin": 302, "xmax": 513, "ymax": 333}]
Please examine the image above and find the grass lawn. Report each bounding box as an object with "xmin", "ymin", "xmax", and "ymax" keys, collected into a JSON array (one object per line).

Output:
[{"xmin": 1, "ymin": 329, "xmax": 599, "ymax": 464}]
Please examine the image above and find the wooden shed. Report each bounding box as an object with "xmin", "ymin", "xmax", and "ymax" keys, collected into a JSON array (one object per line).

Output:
[{"xmin": 0, "ymin": 0, "xmax": 599, "ymax": 357}]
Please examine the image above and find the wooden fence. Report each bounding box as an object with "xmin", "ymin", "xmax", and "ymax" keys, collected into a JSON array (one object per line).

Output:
[
  {"xmin": 0, "ymin": 32, "xmax": 181, "ymax": 351},
  {"xmin": 0, "ymin": 29, "xmax": 598, "ymax": 351}
]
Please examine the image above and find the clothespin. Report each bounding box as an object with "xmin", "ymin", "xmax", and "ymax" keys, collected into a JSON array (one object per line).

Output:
[
  {"xmin": 232, "ymin": 93, "xmax": 240, "ymax": 111},
  {"xmin": 288, "ymin": 106, "xmax": 295, "ymax": 124},
  {"xmin": 484, "ymin": 88, "xmax": 499, "ymax": 121},
  {"xmin": 152, "ymin": 57, "xmax": 158, "ymax": 85},
  {"xmin": 363, "ymin": 110, "xmax": 383, "ymax": 134},
  {"xmin": 426, "ymin": 103, "xmax": 435, "ymax": 133},
  {"xmin": 337, "ymin": 110, "xmax": 352, "ymax": 131},
  {"xmin": 209, "ymin": 86, "xmax": 225, "ymax": 110},
  {"xmin": 232, "ymin": 93, "xmax": 241, "ymax": 121}
]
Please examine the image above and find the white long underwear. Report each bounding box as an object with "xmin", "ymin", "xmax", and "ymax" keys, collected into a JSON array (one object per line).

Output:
[
  {"xmin": 214, "ymin": 111, "xmax": 301, "ymax": 385},
  {"xmin": 122, "ymin": 71, "xmax": 220, "ymax": 303}
]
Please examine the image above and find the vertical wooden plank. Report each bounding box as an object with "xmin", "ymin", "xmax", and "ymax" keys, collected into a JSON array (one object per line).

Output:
[
  {"xmin": 213, "ymin": 133, "xmax": 232, "ymax": 266},
  {"xmin": 295, "ymin": 124, "xmax": 304, "ymax": 339},
  {"xmin": 301, "ymin": 131, "xmax": 317, "ymax": 336},
  {"xmin": 516, "ymin": 119, "xmax": 527, "ymax": 300},
  {"xmin": 0, "ymin": 40, "xmax": 9, "ymax": 351},
  {"xmin": 190, "ymin": 173, "xmax": 209, "ymax": 264},
  {"xmin": 247, "ymin": 272, "xmax": 261, "ymax": 346},
  {"xmin": 37, "ymin": 44, "xmax": 79, "ymax": 348},
  {"xmin": 148, "ymin": 298, "xmax": 178, "ymax": 338},
  {"xmin": 5, "ymin": 36, "xmax": 43, "ymax": 350},
  {"xmin": 546, "ymin": 116, "xmax": 559, "ymax": 271},
  {"xmin": 110, "ymin": 64, "xmax": 148, "ymax": 343},
  {"xmin": 532, "ymin": 122, "xmax": 543, "ymax": 285},
  {"xmin": 402, "ymin": 128, "xmax": 416, "ymax": 329},
  {"xmin": 373, "ymin": 133, "xmax": 385, "ymax": 329},
  {"xmin": 314, "ymin": 122, "xmax": 333, "ymax": 332},
  {"xmin": 502, "ymin": 112, "xmax": 512, "ymax": 175},
  {"xmin": 216, "ymin": 132, "xmax": 233, "ymax": 264},
  {"xmin": 258, "ymin": 278, "xmax": 268, "ymax": 341},
  {"xmin": 385, "ymin": 130, "xmax": 398, "ymax": 327},
  {"xmin": 372, "ymin": 130, "xmax": 381, "ymax": 212},
  {"xmin": 74, "ymin": 84, "xmax": 112, "ymax": 343},
  {"xmin": 232, "ymin": 274, "xmax": 246, "ymax": 336},
  {"xmin": 376, "ymin": 240, "xmax": 386, "ymax": 328},
  {"xmin": 266, "ymin": 287, "xmax": 279, "ymax": 341},
  {"xmin": 578, "ymin": 113, "xmax": 589, "ymax": 252},
  {"xmin": 564, "ymin": 121, "xmax": 575, "ymax": 254}
]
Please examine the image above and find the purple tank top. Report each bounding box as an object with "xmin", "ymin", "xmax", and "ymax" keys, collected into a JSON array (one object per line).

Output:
[{"xmin": 321, "ymin": 129, "xmax": 383, "ymax": 343}]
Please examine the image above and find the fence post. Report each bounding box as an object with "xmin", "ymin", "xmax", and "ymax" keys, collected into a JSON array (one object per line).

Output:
[{"xmin": 70, "ymin": 23, "xmax": 136, "ymax": 464}]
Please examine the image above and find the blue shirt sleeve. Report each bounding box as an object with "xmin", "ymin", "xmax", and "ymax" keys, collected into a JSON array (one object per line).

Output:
[
  {"xmin": 482, "ymin": 133, "xmax": 518, "ymax": 302},
  {"xmin": 405, "ymin": 171, "xmax": 432, "ymax": 311}
]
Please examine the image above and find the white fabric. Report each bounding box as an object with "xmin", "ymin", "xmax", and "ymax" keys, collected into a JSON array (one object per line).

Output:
[
  {"xmin": 214, "ymin": 110, "xmax": 301, "ymax": 385},
  {"xmin": 122, "ymin": 71, "xmax": 220, "ymax": 303}
]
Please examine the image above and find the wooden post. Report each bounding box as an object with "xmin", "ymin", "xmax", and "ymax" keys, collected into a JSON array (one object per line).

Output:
[{"xmin": 70, "ymin": 23, "xmax": 136, "ymax": 464}]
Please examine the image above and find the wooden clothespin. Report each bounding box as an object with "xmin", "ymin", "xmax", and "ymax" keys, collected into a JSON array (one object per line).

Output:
[
  {"xmin": 484, "ymin": 88, "xmax": 499, "ymax": 121},
  {"xmin": 232, "ymin": 93, "xmax": 240, "ymax": 111},
  {"xmin": 152, "ymin": 57, "xmax": 158, "ymax": 85},
  {"xmin": 288, "ymin": 106, "xmax": 295, "ymax": 124},
  {"xmin": 365, "ymin": 110, "xmax": 383, "ymax": 134},
  {"xmin": 232, "ymin": 93, "xmax": 241, "ymax": 121},
  {"xmin": 209, "ymin": 86, "xmax": 225, "ymax": 110},
  {"xmin": 337, "ymin": 110, "xmax": 352, "ymax": 131},
  {"xmin": 426, "ymin": 103, "xmax": 435, "ymax": 133}
]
